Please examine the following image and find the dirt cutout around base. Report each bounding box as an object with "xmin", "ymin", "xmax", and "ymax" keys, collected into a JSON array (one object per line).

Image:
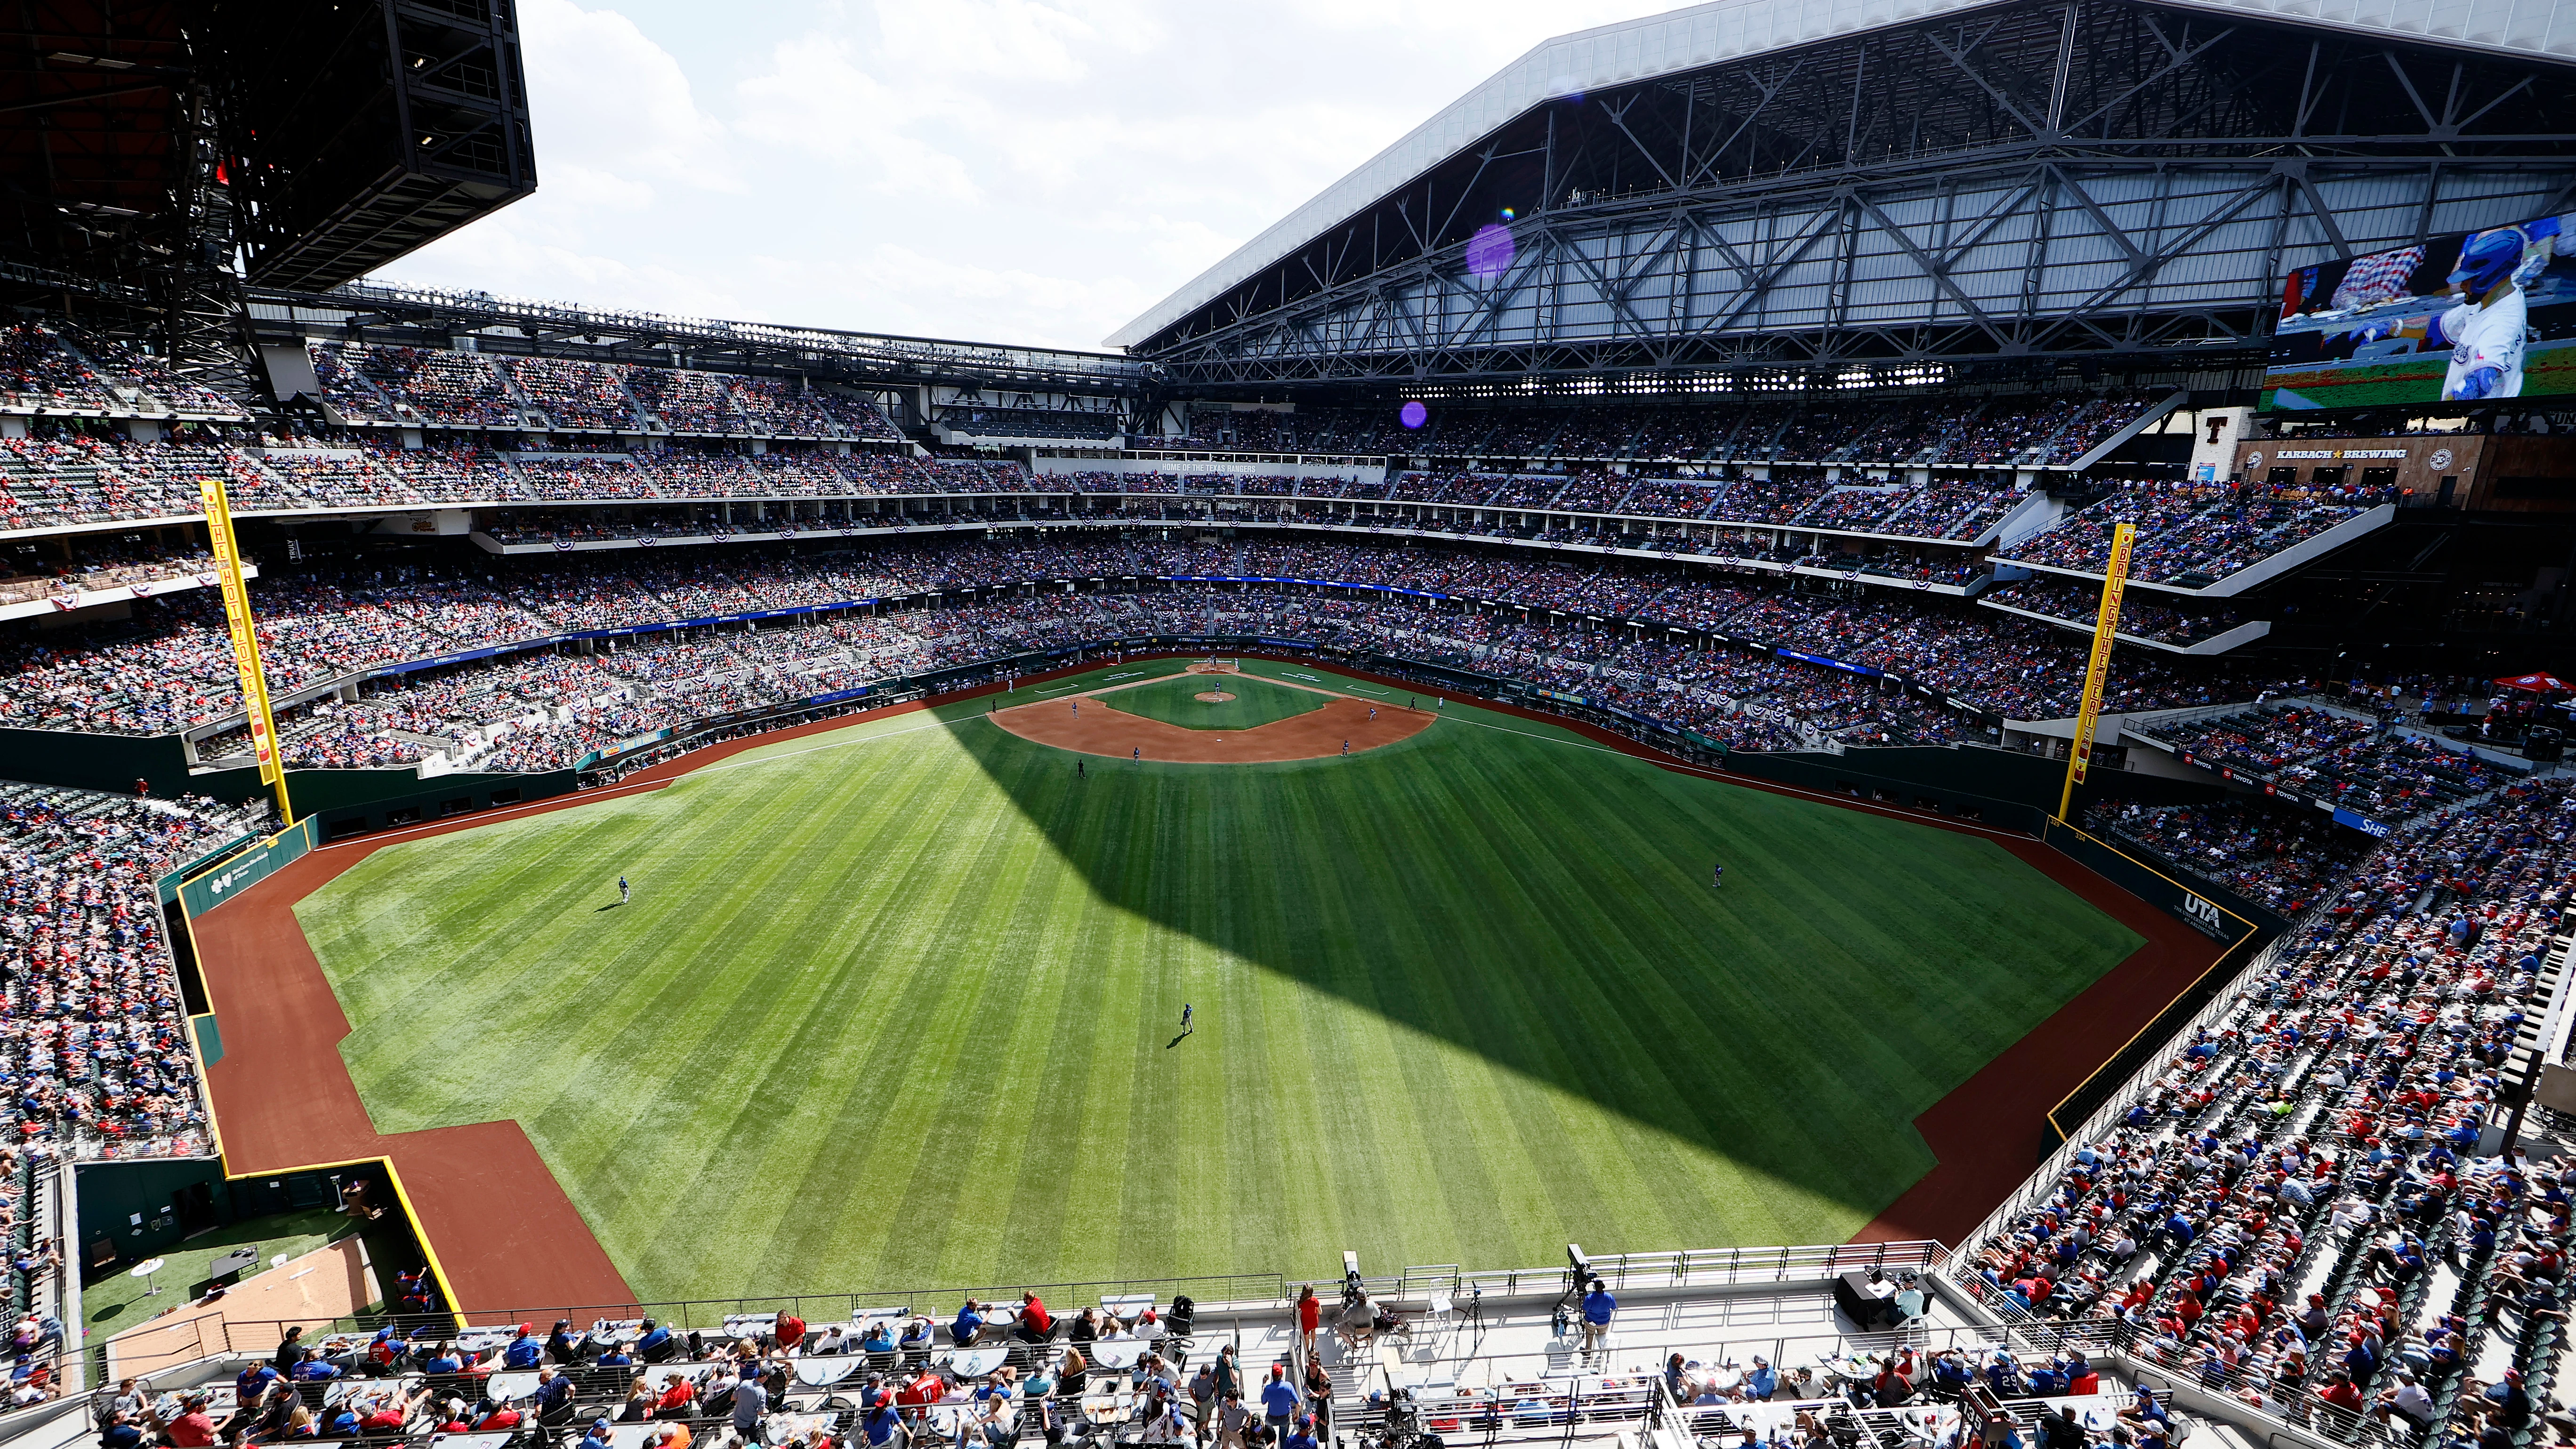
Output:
[
  {"xmin": 1195, "ymin": 690, "xmax": 1236, "ymax": 703},
  {"xmin": 991, "ymin": 660, "xmax": 1434, "ymax": 762}
]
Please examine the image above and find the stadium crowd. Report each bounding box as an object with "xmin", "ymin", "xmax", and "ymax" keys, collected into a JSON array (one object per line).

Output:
[
  {"xmin": 1999, "ymin": 481, "xmax": 2387, "ymax": 587},
  {"xmin": 1959, "ymin": 771, "xmax": 2576, "ymax": 1449},
  {"xmin": 1176, "ymin": 394, "xmax": 2157, "ymax": 467},
  {"xmin": 307, "ymin": 343, "xmax": 902, "ymax": 441},
  {"xmin": 0, "ymin": 783, "xmax": 260, "ymax": 1160},
  {"xmin": 0, "ymin": 324, "xmax": 243, "ymax": 420},
  {"xmin": 2131, "ymin": 707, "xmax": 2505, "ymax": 827},
  {"xmin": 1982, "ymin": 579, "xmax": 2255, "ymax": 649},
  {"xmin": 0, "ymin": 533, "xmax": 2358, "ymax": 775}
]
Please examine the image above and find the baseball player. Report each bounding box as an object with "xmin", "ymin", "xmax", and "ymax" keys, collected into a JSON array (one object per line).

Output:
[
  {"xmin": 1180, "ymin": 1003, "xmax": 1193, "ymax": 1036},
  {"xmin": 2347, "ymin": 228, "xmax": 2531, "ymax": 401},
  {"xmin": 619, "ymin": 875, "xmax": 630, "ymax": 904},
  {"xmin": 1711, "ymin": 862, "xmax": 1723, "ymax": 890}
]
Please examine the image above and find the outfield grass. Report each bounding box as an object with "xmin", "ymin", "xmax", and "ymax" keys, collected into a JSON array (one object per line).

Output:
[
  {"xmin": 1101, "ymin": 674, "xmax": 1328, "ymax": 731},
  {"xmin": 296, "ymin": 668, "xmax": 2140, "ymax": 1304}
]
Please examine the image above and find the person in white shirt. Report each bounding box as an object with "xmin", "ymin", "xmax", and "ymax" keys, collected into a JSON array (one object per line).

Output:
[
  {"xmin": 2379, "ymin": 228, "xmax": 2531, "ymax": 401},
  {"xmin": 2377, "ymin": 1373, "xmax": 2436, "ymax": 1427}
]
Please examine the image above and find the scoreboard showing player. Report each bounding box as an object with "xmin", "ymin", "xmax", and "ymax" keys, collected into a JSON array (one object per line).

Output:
[{"xmin": 2263, "ymin": 211, "xmax": 2576, "ymax": 411}]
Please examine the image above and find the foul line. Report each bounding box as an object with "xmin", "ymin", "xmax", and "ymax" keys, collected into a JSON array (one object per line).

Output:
[{"xmin": 1441, "ymin": 713, "xmax": 1650, "ymax": 762}]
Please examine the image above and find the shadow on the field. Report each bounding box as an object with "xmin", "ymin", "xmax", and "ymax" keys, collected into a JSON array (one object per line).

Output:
[{"xmin": 926, "ymin": 701, "xmax": 2128, "ymax": 1230}]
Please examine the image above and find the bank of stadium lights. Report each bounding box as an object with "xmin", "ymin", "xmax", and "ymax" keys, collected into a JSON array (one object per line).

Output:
[{"xmin": 1403, "ymin": 361, "xmax": 1949, "ymax": 404}]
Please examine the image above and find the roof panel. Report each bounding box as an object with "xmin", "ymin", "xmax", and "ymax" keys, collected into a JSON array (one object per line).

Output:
[{"xmin": 1110, "ymin": 0, "xmax": 2576, "ymax": 349}]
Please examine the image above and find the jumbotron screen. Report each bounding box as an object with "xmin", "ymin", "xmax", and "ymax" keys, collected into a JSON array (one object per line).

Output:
[{"xmin": 2262, "ymin": 211, "xmax": 2576, "ymax": 411}]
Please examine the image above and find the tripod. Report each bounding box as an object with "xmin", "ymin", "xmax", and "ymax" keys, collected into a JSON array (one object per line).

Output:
[
  {"xmin": 1458, "ymin": 1287, "xmax": 1488, "ymax": 1362},
  {"xmin": 1549, "ymin": 1273, "xmax": 1591, "ymax": 1340}
]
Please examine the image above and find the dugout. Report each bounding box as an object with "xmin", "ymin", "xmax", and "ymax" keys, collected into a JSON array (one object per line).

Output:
[{"xmin": 75, "ymin": 1159, "xmax": 405, "ymax": 1271}]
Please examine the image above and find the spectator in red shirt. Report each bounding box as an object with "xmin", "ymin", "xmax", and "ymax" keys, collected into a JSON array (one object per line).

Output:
[
  {"xmin": 476, "ymin": 1401, "xmax": 523, "ymax": 1432},
  {"xmin": 1296, "ymin": 1287, "xmax": 1320, "ymax": 1358},
  {"xmin": 1017, "ymin": 1293, "xmax": 1054, "ymax": 1344},
  {"xmin": 773, "ymin": 1310, "xmax": 805, "ymax": 1353},
  {"xmin": 161, "ymin": 1396, "xmax": 218, "ymax": 1448}
]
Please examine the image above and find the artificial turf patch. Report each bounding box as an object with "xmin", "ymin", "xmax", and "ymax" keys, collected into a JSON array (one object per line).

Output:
[{"xmin": 296, "ymin": 676, "xmax": 2140, "ymax": 1302}]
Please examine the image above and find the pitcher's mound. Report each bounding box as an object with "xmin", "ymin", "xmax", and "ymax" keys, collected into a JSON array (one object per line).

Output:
[{"xmin": 1195, "ymin": 690, "xmax": 1236, "ymax": 703}]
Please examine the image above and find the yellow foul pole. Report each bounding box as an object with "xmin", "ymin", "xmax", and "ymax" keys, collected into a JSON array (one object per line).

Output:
[
  {"xmin": 198, "ymin": 476, "xmax": 293, "ymax": 825},
  {"xmin": 2056, "ymin": 520, "xmax": 2135, "ymax": 823}
]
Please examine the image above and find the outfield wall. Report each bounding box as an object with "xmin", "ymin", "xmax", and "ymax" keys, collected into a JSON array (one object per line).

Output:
[{"xmin": 2032, "ymin": 820, "xmax": 2276, "ymax": 1146}]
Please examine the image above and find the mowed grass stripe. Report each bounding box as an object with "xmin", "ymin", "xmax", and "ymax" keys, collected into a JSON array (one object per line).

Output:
[{"xmin": 297, "ymin": 695, "xmax": 2140, "ymax": 1301}]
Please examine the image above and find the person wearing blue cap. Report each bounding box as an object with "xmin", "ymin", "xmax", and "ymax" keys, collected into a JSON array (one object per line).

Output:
[
  {"xmin": 580, "ymin": 1418, "xmax": 615, "ymax": 1449},
  {"xmin": 2361, "ymin": 228, "xmax": 2530, "ymax": 400}
]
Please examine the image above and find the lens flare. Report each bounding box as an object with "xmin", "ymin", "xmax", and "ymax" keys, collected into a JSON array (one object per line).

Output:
[
  {"xmin": 1399, "ymin": 400, "xmax": 1428, "ymax": 430},
  {"xmin": 1466, "ymin": 223, "xmax": 1515, "ymax": 279}
]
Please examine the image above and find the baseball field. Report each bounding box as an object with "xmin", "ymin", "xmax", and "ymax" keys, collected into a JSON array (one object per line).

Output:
[{"xmin": 291, "ymin": 658, "xmax": 2141, "ymax": 1305}]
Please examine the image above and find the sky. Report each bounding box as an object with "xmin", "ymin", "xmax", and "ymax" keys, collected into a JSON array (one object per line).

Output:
[{"xmin": 372, "ymin": 0, "xmax": 1679, "ymax": 354}]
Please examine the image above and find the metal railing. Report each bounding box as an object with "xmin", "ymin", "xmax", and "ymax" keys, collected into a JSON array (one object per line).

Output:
[{"xmin": 1361, "ymin": 1241, "xmax": 1947, "ymax": 1304}]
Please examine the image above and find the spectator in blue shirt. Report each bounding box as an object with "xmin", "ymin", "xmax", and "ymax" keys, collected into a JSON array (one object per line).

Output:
[
  {"xmin": 596, "ymin": 1343, "xmax": 633, "ymax": 1369},
  {"xmin": 290, "ymin": 1349, "xmax": 341, "ymax": 1382},
  {"xmin": 1580, "ymin": 1282, "xmax": 1616, "ymax": 1357},
  {"xmin": 864, "ymin": 1404, "xmax": 903, "ymax": 1447},
  {"xmin": 536, "ymin": 1367, "xmax": 575, "ymax": 1431},
  {"xmin": 235, "ymin": 1362, "xmax": 278, "ymax": 1399},
  {"xmin": 953, "ymin": 1300, "xmax": 986, "ymax": 1347},
  {"xmin": 97, "ymin": 1409, "xmax": 143, "ymax": 1449},
  {"xmin": 580, "ymin": 1418, "xmax": 614, "ymax": 1449},
  {"xmin": 636, "ymin": 1320, "xmax": 675, "ymax": 1363},
  {"xmin": 1260, "ymin": 1365, "xmax": 1300, "ymax": 1441},
  {"xmin": 2485, "ymin": 1370, "xmax": 2533, "ymax": 1430},
  {"xmin": 1746, "ymin": 1357, "xmax": 1778, "ymax": 1401},
  {"xmin": 423, "ymin": 1345, "xmax": 466, "ymax": 1376},
  {"xmin": 1285, "ymin": 1416, "xmax": 1318, "ymax": 1449},
  {"xmin": 504, "ymin": 1326, "xmax": 544, "ymax": 1370}
]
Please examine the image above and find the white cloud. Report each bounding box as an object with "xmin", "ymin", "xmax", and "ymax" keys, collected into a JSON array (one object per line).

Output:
[
  {"xmin": 378, "ymin": 0, "xmax": 1682, "ymax": 350},
  {"xmin": 517, "ymin": 0, "xmax": 733, "ymax": 198}
]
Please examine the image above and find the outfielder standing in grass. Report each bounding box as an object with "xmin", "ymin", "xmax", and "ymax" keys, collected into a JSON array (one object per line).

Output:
[
  {"xmin": 1181, "ymin": 1003, "xmax": 1192, "ymax": 1036},
  {"xmin": 1711, "ymin": 862, "xmax": 1723, "ymax": 890},
  {"xmin": 619, "ymin": 875, "xmax": 630, "ymax": 904}
]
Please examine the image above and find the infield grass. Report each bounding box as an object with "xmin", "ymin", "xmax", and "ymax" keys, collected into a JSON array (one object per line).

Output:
[
  {"xmin": 1099, "ymin": 674, "xmax": 1328, "ymax": 732},
  {"xmin": 295, "ymin": 665, "xmax": 2141, "ymax": 1304}
]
